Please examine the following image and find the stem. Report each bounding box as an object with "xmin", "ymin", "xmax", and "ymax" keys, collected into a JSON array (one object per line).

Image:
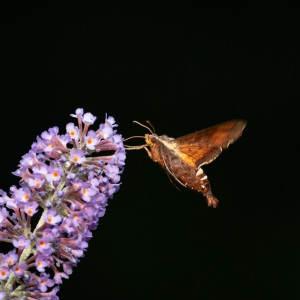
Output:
[{"xmin": 4, "ymin": 212, "xmax": 46, "ymax": 291}]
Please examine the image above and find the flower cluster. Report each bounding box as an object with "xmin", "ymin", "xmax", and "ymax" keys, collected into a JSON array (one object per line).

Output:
[{"xmin": 0, "ymin": 109, "xmax": 126, "ymax": 299}]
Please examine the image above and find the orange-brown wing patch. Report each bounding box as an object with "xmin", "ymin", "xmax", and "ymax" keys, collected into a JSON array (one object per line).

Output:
[
  {"xmin": 177, "ymin": 145, "xmax": 222, "ymax": 168},
  {"xmin": 176, "ymin": 120, "xmax": 247, "ymax": 149}
]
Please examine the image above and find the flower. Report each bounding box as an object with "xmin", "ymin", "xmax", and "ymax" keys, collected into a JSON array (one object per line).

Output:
[{"xmin": 0, "ymin": 109, "xmax": 126, "ymax": 299}]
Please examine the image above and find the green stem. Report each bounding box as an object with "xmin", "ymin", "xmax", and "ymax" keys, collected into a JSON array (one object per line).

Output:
[{"xmin": 4, "ymin": 214, "xmax": 46, "ymax": 291}]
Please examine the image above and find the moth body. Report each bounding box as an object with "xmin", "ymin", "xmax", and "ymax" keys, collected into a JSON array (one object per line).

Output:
[
  {"xmin": 125, "ymin": 119, "xmax": 247, "ymax": 208},
  {"xmin": 144, "ymin": 133, "xmax": 219, "ymax": 207}
]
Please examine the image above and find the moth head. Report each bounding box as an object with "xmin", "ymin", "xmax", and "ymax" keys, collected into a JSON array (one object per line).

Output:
[{"xmin": 145, "ymin": 133, "xmax": 158, "ymax": 146}]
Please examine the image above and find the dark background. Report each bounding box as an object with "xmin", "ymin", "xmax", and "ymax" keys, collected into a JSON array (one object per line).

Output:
[{"xmin": 1, "ymin": 2, "xmax": 299, "ymax": 299}]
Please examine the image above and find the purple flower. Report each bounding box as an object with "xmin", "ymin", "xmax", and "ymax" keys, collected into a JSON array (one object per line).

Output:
[
  {"xmin": 41, "ymin": 126, "xmax": 59, "ymax": 141},
  {"xmin": 45, "ymin": 165, "xmax": 64, "ymax": 182},
  {"xmin": 84, "ymin": 130, "xmax": 99, "ymax": 150},
  {"xmin": 0, "ymin": 207, "xmax": 9, "ymax": 225},
  {"xmin": 28, "ymin": 173, "xmax": 45, "ymax": 189},
  {"xmin": 69, "ymin": 149, "xmax": 86, "ymax": 164},
  {"xmin": 13, "ymin": 186, "xmax": 31, "ymax": 204},
  {"xmin": 99, "ymin": 121, "xmax": 114, "ymax": 139},
  {"xmin": 80, "ymin": 182, "xmax": 98, "ymax": 202},
  {"xmin": 36, "ymin": 254, "xmax": 53, "ymax": 272},
  {"xmin": 53, "ymin": 270, "xmax": 69, "ymax": 284},
  {"xmin": 0, "ymin": 266, "xmax": 10, "ymax": 280},
  {"xmin": 12, "ymin": 235, "xmax": 31, "ymax": 249},
  {"xmin": 4, "ymin": 250, "xmax": 18, "ymax": 266},
  {"xmin": 12, "ymin": 263, "xmax": 27, "ymax": 277},
  {"xmin": 105, "ymin": 162, "xmax": 121, "ymax": 183},
  {"xmin": 82, "ymin": 112, "xmax": 97, "ymax": 125},
  {"xmin": 38, "ymin": 273, "xmax": 55, "ymax": 292},
  {"xmin": 24, "ymin": 200, "xmax": 39, "ymax": 216},
  {"xmin": 19, "ymin": 151, "xmax": 39, "ymax": 167},
  {"xmin": 36, "ymin": 238, "xmax": 53, "ymax": 256},
  {"xmin": 43, "ymin": 209, "xmax": 62, "ymax": 226},
  {"xmin": 70, "ymin": 108, "xmax": 84, "ymax": 119},
  {"xmin": 66, "ymin": 122, "xmax": 80, "ymax": 138},
  {"xmin": 0, "ymin": 108, "xmax": 125, "ymax": 299}
]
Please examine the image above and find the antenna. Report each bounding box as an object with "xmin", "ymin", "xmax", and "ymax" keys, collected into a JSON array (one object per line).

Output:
[
  {"xmin": 146, "ymin": 120, "xmax": 155, "ymax": 134},
  {"xmin": 132, "ymin": 120, "xmax": 154, "ymax": 134}
]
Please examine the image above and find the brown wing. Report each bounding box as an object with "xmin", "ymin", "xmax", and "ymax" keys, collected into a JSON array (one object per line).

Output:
[{"xmin": 174, "ymin": 120, "xmax": 247, "ymax": 167}]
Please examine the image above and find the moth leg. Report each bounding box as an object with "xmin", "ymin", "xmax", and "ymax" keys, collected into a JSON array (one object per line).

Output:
[
  {"xmin": 196, "ymin": 168, "xmax": 219, "ymax": 208},
  {"xmin": 165, "ymin": 156, "xmax": 183, "ymax": 191},
  {"xmin": 160, "ymin": 146, "xmax": 186, "ymax": 190},
  {"xmin": 143, "ymin": 147, "xmax": 153, "ymax": 159}
]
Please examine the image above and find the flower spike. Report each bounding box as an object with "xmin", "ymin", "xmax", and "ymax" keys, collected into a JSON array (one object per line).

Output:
[{"xmin": 0, "ymin": 109, "xmax": 126, "ymax": 299}]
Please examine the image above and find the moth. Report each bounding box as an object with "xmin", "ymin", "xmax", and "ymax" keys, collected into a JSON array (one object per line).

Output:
[{"xmin": 125, "ymin": 119, "xmax": 247, "ymax": 208}]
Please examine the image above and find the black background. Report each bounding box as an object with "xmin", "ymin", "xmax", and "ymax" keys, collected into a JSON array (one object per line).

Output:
[{"xmin": 1, "ymin": 2, "xmax": 299, "ymax": 300}]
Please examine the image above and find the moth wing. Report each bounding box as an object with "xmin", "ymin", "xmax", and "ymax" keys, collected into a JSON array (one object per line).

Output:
[
  {"xmin": 174, "ymin": 120, "xmax": 247, "ymax": 167},
  {"xmin": 175, "ymin": 145, "xmax": 222, "ymax": 167}
]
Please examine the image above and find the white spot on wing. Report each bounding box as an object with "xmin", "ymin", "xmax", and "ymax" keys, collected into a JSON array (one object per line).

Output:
[{"xmin": 196, "ymin": 168, "xmax": 203, "ymax": 176}]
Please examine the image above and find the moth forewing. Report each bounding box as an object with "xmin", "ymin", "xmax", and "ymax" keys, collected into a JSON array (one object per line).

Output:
[
  {"xmin": 177, "ymin": 145, "xmax": 223, "ymax": 168},
  {"xmin": 176, "ymin": 120, "xmax": 247, "ymax": 149}
]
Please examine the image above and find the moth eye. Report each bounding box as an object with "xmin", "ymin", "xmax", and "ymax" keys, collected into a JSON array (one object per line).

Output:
[{"xmin": 151, "ymin": 136, "xmax": 157, "ymax": 143}]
